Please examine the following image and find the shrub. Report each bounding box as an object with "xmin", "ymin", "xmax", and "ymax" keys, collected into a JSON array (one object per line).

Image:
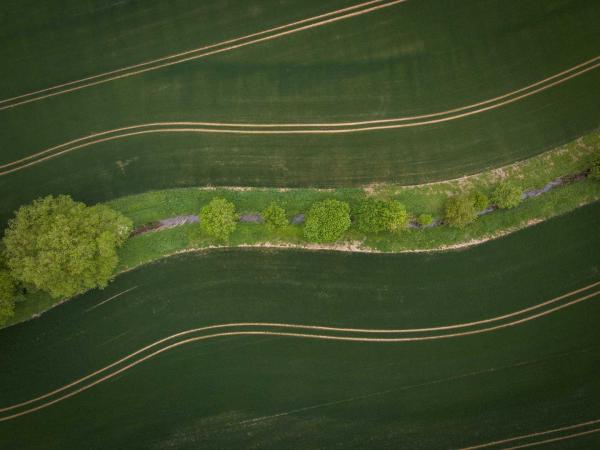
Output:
[
  {"xmin": 417, "ymin": 213, "xmax": 433, "ymax": 227},
  {"xmin": 444, "ymin": 194, "xmax": 477, "ymax": 228},
  {"xmin": 199, "ymin": 198, "xmax": 237, "ymax": 242},
  {"xmin": 590, "ymin": 156, "xmax": 600, "ymax": 181},
  {"xmin": 355, "ymin": 199, "xmax": 408, "ymax": 234},
  {"xmin": 304, "ymin": 199, "xmax": 351, "ymax": 243},
  {"xmin": 3, "ymin": 195, "xmax": 132, "ymax": 299},
  {"xmin": 471, "ymin": 191, "xmax": 489, "ymax": 211},
  {"xmin": 492, "ymin": 182, "xmax": 523, "ymax": 209},
  {"xmin": 262, "ymin": 202, "xmax": 288, "ymax": 231},
  {"xmin": 0, "ymin": 271, "xmax": 16, "ymax": 325}
]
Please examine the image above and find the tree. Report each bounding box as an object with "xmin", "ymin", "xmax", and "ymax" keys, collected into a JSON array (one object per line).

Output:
[
  {"xmin": 471, "ymin": 191, "xmax": 489, "ymax": 211},
  {"xmin": 262, "ymin": 202, "xmax": 288, "ymax": 231},
  {"xmin": 492, "ymin": 182, "xmax": 522, "ymax": 209},
  {"xmin": 0, "ymin": 271, "xmax": 16, "ymax": 324},
  {"xmin": 355, "ymin": 198, "xmax": 408, "ymax": 233},
  {"xmin": 418, "ymin": 213, "xmax": 433, "ymax": 227},
  {"xmin": 3, "ymin": 195, "xmax": 132, "ymax": 299},
  {"xmin": 444, "ymin": 194, "xmax": 477, "ymax": 228},
  {"xmin": 304, "ymin": 199, "xmax": 351, "ymax": 242},
  {"xmin": 200, "ymin": 198, "xmax": 237, "ymax": 241}
]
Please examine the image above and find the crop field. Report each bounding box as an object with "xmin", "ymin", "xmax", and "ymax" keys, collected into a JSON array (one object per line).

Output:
[
  {"xmin": 1, "ymin": 0, "xmax": 599, "ymax": 223},
  {"xmin": 1, "ymin": 0, "xmax": 600, "ymax": 448},
  {"xmin": 1, "ymin": 203, "xmax": 599, "ymax": 449}
]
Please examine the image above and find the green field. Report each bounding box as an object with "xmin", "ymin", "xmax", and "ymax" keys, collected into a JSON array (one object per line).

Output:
[
  {"xmin": 1, "ymin": 0, "xmax": 599, "ymax": 224},
  {"xmin": 2, "ymin": 1, "xmax": 600, "ymax": 448},
  {"xmin": 1, "ymin": 203, "xmax": 599, "ymax": 449}
]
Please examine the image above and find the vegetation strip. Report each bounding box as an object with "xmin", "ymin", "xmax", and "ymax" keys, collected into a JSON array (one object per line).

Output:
[
  {"xmin": 0, "ymin": 0, "xmax": 407, "ymax": 112},
  {"xmin": 2, "ymin": 57, "xmax": 598, "ymax": 176},
  {"xmin": 1, "ymin": 284, "xmax": 598, "ymax": 422}
]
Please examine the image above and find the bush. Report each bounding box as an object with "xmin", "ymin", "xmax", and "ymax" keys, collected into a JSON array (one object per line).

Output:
[
  {"xmin": 262, "ymin": 202, "xmax": 288, "ymax": 231},
  {"xmin": 304, "ymin": 199, "xmax": 351, "ymax": 242},
  {"xmin": 444, "ymin": 194, "xmax": 477, "ymax": 228},
  {"xmin": 355, "ymin": 199, "xmax": 408, "ymax": 233},
  {"xmin": 3, "ymin": 195, "xmax": 132, "ymax": 299},
  {"xmin": 590, "ymin": 156, "xmax": 600, "ymax": 181},
  {"xmin": 0, "ymin": 271, "xmax": 16, "ymax": 325},
  {"xmin": 492, "ymin": 182, "xmax": 523, "ymax": 209},
  {"xmin": 471, "ymin": 191, "xmax": 489, "ymax": 211},
  {"xmin": 417, "ymin": 213, "xmax": 433, "ymax": 227},
  {"xmin": 199, "ymin": 198, "xmax": 237, "ymax": 242}
]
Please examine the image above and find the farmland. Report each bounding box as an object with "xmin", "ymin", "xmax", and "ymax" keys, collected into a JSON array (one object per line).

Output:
[
  {"xmin": 1, "ymin": 203, "xmax": 599, "ymax": 449},
  {"xmin": 1, "ymin": 0, "xmax": 599, "ymax": 448}
]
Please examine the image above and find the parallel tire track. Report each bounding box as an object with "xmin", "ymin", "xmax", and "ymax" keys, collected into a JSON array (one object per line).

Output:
[
  {"xmin": 1, "ymin": 283, "xmax": 598, "ymax": 422},
  {"xmin": 0, "ymin": 0, "xmax": 406, "ymax": 112},
  {"xmin": 1, "ymin": 56, "xmax": 597, "ymax": 176}
]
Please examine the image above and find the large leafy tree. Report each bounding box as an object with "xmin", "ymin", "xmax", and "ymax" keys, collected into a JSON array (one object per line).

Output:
[
  {"xmin": 0, "ymin": 271, "xmax": 16, "ymax": 324},
  {"xmin": 355, "ymin": 198, "xmax": 408, "ymax": 233},
  {"xmin": 444, "ymin": 194, "xmax": 477, "ymax": 228},
  {"xmin": 3, "ymin": 195, "xmax": 132, "ymax": 299},
  {"xmin": 200, "ymin": 198, "xmax": 237, "ymax": 241},
  {"xmin": 304, "ymin": 199, "xmax": 351, "ymax": 243},
  {"xmin": 491, "ymin": 182, "xmax": 522, "ymax": 209}
]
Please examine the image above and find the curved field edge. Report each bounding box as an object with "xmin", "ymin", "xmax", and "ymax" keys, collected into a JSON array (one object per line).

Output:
[{"xmin": 4, "ymin": 132, "xmax": 599, "ymax": 328}]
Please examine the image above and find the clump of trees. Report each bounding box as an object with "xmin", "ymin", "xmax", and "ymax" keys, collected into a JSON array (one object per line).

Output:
[
  {"xmin": 471, "ymin": 191, "xmax": 489, "ymax": 211},
  {"xmin": 355, "ymin": 198, "xmax": 408, "ymax": 233},
  {"xmin": 304, "ymin": 199, "xmax": 351, "ymax": 242},
  {"xmin": 262, "ymin": 202, "xmax": 288, "ymax": 230},
  {"xmin": 199, "ymin": 198, "xmax": 237, "ymax": 241},
  {"xmin": 491, "ymin": 182, "xmax": 522, "ymax": 209},
  {"xmin": 2, "ymin": 195, "xmax": 132, "ymax": 300}
]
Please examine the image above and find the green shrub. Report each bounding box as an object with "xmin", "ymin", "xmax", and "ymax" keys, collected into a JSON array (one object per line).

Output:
[
  {"xmin": 355, "ymin": 199, "xmax": 408, "ymax": 233},
  {"xmin": 590, "ymin": 156, "xmax": 600, "ymax": 181},
  {"xmin": 199, "ymin": 198, "xmax": 237, "ymax": 242},
  {"xmin": 3, "ymin": 195, "xmax": 132, "ymax": 299},
  {"xmin": 417, "ymin": 213, "xmax": 433, "ymax": 227},
  {"xmin": 0, "ymin": 271, "xmax": 16, "ymax": 325},
  {"xmin": 492, "ymin": 182, "xmax": 523, "ymax": 209},
  {"xmin": 262, "ymin": 202, "xmax": 288, "ymax": 230},
  {"xmin": 471, "ymin": 191, "xmax": 489, "ymax": 211},
  {"xmin": 304, "ymin": 199, "xmax": 351, "ymax": 242},
  {"xmin": 444, "ymin": 194, "xmax": 477, "ymax": 228}
]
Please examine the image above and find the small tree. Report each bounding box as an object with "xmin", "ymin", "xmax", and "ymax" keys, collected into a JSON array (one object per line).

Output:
[
  {"xmin": 304, "ymin": 199, "xmax": 351, "ymax": 243},
  {"xmin": 200, "ymin": 198, "xmax": 237, "ymax": 241},
  {"xmin": 444, "ymin": 194, "xmax": 477, "ymax": 228},
  {"xmin": 492, "ymin": 182, "xmax": 522, "ymax": 209},
  {"xmin": 471, "ymin": 191, "xmax": 489, "ymax": 211},
  {"xmin": 0, "ymin": 271, "xmax": 16, "ymax": 325},
  {"xmin": 3, "ymin": 195, "xmax": 132, "ymax": 299},
  {"xmin": 355, "ymin": 199, "xmax": 408, "ymax": 234},
  {"xmin": 262, "ymin": 202, "xmax": 288, "ymax": 231},
  {"xmin": 418, "ymin": 213, "xmax": 433, "ymax": 227}
]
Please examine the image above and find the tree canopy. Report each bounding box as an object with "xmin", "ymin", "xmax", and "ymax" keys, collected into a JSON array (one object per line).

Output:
[
  {"xmin": 2, "ymin": 195, "xmax": 132, "ymax": 299},
  {"xmin": 355, "ymin": 198, "xmax": 408, "ymax": 233},
  {"xmin": 262, "ymin": 202, "xmax": 288, "ymax": 230},
  {"xmin": 304, "ymin": 199, "xmax": 351, "ymax": 243},
  {"xmin": 492, "ymin": 182, "xmax": 523, "ymax": 209},
  {"xmin": 0, "ymin": 271, "xmax": 16, "ymax": 324},
  {"xmin": 444, "ymin": 194, "xmax": 477, "ymax": 228},
  {"xmin": 199, "ymin": 198, "xmax": 237, "ymax": 241}
]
